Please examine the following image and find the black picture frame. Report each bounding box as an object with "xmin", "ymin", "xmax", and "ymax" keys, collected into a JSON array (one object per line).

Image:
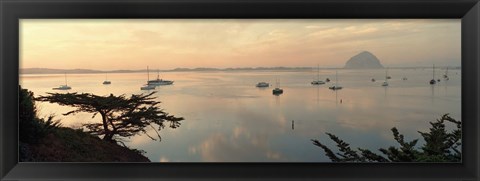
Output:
[{"xmin": 1, "ymin": 0, "xmax": 479, "ymax": 180}]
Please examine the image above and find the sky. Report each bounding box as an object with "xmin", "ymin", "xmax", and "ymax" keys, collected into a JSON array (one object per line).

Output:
[{"xmin": 20, "ymin": 19, "xmax": 461, "ymax": 70}]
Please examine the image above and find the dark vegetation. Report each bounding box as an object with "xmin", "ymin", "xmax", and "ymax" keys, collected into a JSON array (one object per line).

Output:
[
  {"xmin": 312, "ymin": 114, "xmax": 461, "ymax": 162},
  {"xmin": 19, "ymin": 86, "xmax": 181, "ymax": 162},
  {"xmin": 36, "ymin": 92, "xmax": 183, "ymax": 144}
]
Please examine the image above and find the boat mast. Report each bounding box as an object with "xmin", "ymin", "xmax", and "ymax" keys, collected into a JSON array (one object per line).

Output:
[
  {"xmin": 157, "ymin": 69, "xmax": 160, "ymax": 80},
  {"xmin": 335, "ymin": 70, "xmax": 338, "ymax": 87},
  {"xmin": 317, "ymin": 64, "xmax": 320, "ymax": 81},
  {"xmin": 64, "ymin": 73, "xmax": 67, "ymax": 86},
  {"xmin": 385, "ymin": 68, "xmax": 388, "ymax": 82},
  {"xmin": 432, "ymin": 64, "xmax": 435, "ymax": 80}
]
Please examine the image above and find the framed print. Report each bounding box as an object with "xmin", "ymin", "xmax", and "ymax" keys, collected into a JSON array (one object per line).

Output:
[{"xmin": 1, "ymin": 0, "xmax": 479, "ymax": 180}]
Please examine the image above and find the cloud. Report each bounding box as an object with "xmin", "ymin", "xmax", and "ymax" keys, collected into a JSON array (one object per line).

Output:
[{"xmin": 21, "ymin": 19, "xmax": 460, "ymax": 70}]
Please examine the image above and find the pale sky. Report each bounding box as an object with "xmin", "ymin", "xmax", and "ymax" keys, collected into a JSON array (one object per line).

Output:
[{"xmin": 20, "ymin": 19, "xmax": 461, "ymax": 70}]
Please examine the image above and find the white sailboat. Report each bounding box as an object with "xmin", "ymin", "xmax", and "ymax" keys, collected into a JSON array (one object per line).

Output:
[
  {"xmin": 102, "ymin": 72, "xmax": 111, "ymax": 85},
  {"xmin": 140, "ymin": 66, "xmax": 155, "ymax": 90},
  {"xmin": 329, "ymin": 70, "xmax": 343, "ymax": 90},
  {"xmin": 272, "ymin": 78, "xmax": 283, "ymax": 95},
  {"xmin": 148, "ymin": 69, "xmax": 173, "ymax": 86},
  {"xmin": 429, "ymin": 64, "xmax": 437, "ymax": 85},
  {"xmin": 382, "ymin": 68, "xmax": 389, "ymax": 87},
  {"xmin": 311, "ymin": 64, "xmax": 325, "ymax": 85},
  {"xmin": 53, "ymin": 73, "xmax": 72, "ymax": 90}
]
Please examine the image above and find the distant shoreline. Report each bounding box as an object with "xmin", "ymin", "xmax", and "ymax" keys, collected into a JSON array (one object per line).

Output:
[{"xmin": 20, "ymin": 66, "xmax": 462, "ymax": 74}]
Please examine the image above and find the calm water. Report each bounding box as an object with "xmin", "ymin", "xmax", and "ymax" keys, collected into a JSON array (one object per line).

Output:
[{"xmin": 20, "ymin": 68, "xmax": 461, "ymax": 162}]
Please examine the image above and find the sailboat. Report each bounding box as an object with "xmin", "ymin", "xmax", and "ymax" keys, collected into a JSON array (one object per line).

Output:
[
  {"xmin": 329, "ymin": 70, "xmax": 343, "ymax": 90},
  {"xmin": 52, "ymin": 73, "xmax": 72, "ymax": 90},
  {"xmin": 140, "ymin": 66, "xmax": 155, "ymax": 90},
  {"xmin": 102, "ymin": 72, "xmax": 111, "ymax": 85},
  {"xmin": 382, "ymin": 68, "xmax": 389, "ymax": 86},
  {"xmin": 311, "ymin": 64, "xmax": 325, "ymax": 85},
  {"xmin": 429, "ymin": 64, "xmax": 437, "ymax": 85},
  {"xmin": 148, "ymin": 69, "xmax": 173, "ymax": 86},
  {"xmin": 272, "ymin": 78, "xmax": 283, "ymax": 95},
  {"xmin": 443, "ymin": 67, "xmax": 449, "ymax": 80}
]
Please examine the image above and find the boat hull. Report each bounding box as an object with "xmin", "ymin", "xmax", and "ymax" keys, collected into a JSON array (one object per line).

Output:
[
  {"xmin": 140, "ymin": 85, "xmax": 156, "ymax": 90},
  {"xmin": 311, "ymin": 81, "xmax": 325, "ymax": 85},
  {"xmin": 148, "ymin": 80, "xmax": 174, "ymax": 86},
  {"xmin": 52, "ymin": 85, "xmax": 71, "ymax": 90},
  {"xmin": 272, "ymin": 89, "xmax": 283, "ymax": 95},
  {"xmin": 256, "ymin": 82, "xmax": 269, "ymax": 87},
  {"xmin": 329, "ymin": 86, "xmax": 342, "ymax": 90}
]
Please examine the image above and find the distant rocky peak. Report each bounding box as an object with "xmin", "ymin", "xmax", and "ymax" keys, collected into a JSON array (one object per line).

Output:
[{"xmin": 344, "ymin": 51, "xmax": 384, "ymax": 69}]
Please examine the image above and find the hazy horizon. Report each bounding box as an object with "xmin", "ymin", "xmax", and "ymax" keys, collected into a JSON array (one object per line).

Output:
[{"xmin": 21, "ymin": 19, "xmax": 461, "ymax": 70}]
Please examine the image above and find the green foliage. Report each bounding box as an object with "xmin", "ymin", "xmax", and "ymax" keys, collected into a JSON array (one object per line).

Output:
[
  {"xmin": 19, "ymin": 86, "xmax": 61, "ymax": 144},
  {"xmin": 36, "ymin": 92, "xmax": 183, "ymax": 143},
  {"xmin": 311, "ymin": 114, "xmax": 461, "ymax": 162}
]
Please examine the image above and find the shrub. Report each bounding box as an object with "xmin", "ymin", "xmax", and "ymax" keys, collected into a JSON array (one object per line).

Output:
[{"xmin": 311, "ymin": 114, "xmax": 461, "ymax": 162}]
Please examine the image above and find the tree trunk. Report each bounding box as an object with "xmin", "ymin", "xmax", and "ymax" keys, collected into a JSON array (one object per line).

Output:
[{"xmin": 100, "ymin": 112, "xmax": 113, "ymax": 142}]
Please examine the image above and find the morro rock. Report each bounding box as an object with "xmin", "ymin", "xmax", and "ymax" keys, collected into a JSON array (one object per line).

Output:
[{"xmin": 344, "ymin": 51, "xmax": 384, "ymax": 69}]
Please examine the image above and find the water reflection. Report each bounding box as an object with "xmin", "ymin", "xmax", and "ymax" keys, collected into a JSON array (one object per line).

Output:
[{"xmin": 20, "ymin": 69, "xmax": 461, "ymax": 162}]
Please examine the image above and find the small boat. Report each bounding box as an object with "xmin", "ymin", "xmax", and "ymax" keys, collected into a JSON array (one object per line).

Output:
[
  {"xmin": 148, "ymin": 69, "xmax": 173, "ymax": 86},
  {"xmin": 53, "ymin": 85, "xmax": 71, "ymax": 90},
  {"xmin": 382, "ymin": 68, "xmax": 389, "ymax": 86},
  {"xmin": 140, "ymin": 84, "xmax": 155, "ymax": 90},
  {"xmin": 272, "ymin": 88, "xmax": 283, "ymax": 95},
  {"xmin": 311, "ymin": 80, "xmax": 325, "ymax": 85},
  {"xmin": 443, "ymin": 67, "xmax": 449, "ymax": 80},
  {"xmin": 53, "ymin": 73, "xmax": 72, "ymax": 90},
  {"xmin": 430, "ymin": 64, "xmax": 437, "ymax": 85},
  {"xmin": 329, "ymin": 70, "xmax": 343, "ymax": 90},
  {"xmin": 329, "ymin": 86, "xmax": 343, "ymax": 90},
  {"xmin": 102, "ymin": 73, "xmax": 111, "ymax": 85},
  {"xmin": 311, "ymin": 65, "xmax": 325, "ymax": 85},
  {"xmin": 402, "ymin": 77, "xmax": 408, "ymax": 81},
  {"xmin": 385, "ymin": 68, "xmax": 391, "ymax": 79},
  {"xmin": 371, "ymin": 78, "xmax": 376, "ymax": 82},
  {"xmin": 272, "ymin": 78, "xmax": 283, "ymax": 95},
  {"xmin": 325, "ymin": 78, "xmax": 330, "ymax": 82},
  {"xmin": 256, "ymin": 82, "xmax": 270, "ymax": 87}
]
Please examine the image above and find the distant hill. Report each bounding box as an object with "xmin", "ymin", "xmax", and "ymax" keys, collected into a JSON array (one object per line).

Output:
[
  {"xmin": 21, "ymin": 64, "xmax": 460, "ymax": 74},
  {"xmin": 20, "ymin": 68, "xmax": 139, "ymax": 74},
  {"xmin": 344, "ymin": 51, "xmax": 384, "ymax": 69},
  {"xmin": 21, "ymin": 67, "xmax": 315, "ymax": 74}
]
